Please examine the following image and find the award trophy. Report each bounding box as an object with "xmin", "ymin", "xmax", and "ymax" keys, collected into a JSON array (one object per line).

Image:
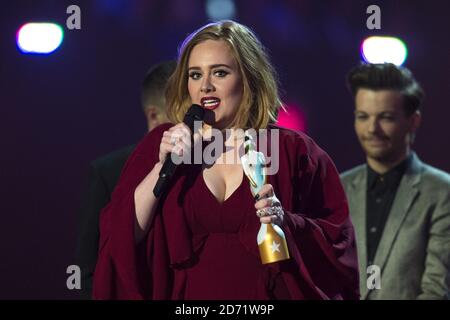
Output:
[{"xmin": 240, "ymin": 132, "xmax": 290, "ymax": 264}]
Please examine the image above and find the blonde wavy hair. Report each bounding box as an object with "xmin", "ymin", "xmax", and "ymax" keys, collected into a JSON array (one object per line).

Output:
[{"xmin": 165, "ymin": 20, "xmax": 283, "ymax": 130}]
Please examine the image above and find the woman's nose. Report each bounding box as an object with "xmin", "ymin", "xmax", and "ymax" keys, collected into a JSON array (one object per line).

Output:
[{"xmin": 200, "ymin": 76, "xmax": 214, "ymax": 93}]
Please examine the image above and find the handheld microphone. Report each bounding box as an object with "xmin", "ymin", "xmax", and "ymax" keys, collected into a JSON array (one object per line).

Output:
[{"xmin": 153, "ymin": 104, "xmax": 204, "ymax": 198}]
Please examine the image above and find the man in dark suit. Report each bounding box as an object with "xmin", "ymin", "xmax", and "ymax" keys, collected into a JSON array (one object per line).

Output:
[
  {"xmin": 75, "ymin": 61, "xmax": 176, "ymax": 299},
  {"xmin": 341, "ymin": 63, "xmax": 450, "ymax": 299}
]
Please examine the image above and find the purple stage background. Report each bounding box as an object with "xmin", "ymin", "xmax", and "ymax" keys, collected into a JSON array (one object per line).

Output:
[{"xmin": 0, "ymin": 0, "xmax": 449, "ymax": 299}]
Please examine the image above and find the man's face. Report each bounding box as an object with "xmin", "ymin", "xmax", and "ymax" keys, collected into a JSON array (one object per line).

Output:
[{"xmin": 354, "ymin": 89, "xmax": 420, "ymax": 164}]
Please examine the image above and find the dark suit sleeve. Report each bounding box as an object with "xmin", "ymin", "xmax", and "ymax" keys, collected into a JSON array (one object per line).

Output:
[{"xmin": 75, "ymin": 163, "xmax": 110, "ymax": 299}]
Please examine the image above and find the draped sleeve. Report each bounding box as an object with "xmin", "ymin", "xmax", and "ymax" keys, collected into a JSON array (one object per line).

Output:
[
  {"xmin": 92, "ymin": 123, "xmax": 174, "ymax": 299},
  {"xmin": 266, "ymin": 126, "xmax": 360, "ymax": 300},
  {"xmin": 92, "ymin": 123, "xmax": 360, "ymax": 300}
]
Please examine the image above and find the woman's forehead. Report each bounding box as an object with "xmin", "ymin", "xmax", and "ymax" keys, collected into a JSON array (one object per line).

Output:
[{"xmin": 188, "ymin": 40, "xmax": 237, "ymax": 68}]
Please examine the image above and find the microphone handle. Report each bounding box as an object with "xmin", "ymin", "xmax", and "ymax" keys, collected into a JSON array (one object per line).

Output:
[
  {"xmin": 153, "ymin": 156, "xmax": 177, "ymax": 198},
  {"xmin": 152, "ymin": 104, "xmax": 204, "ymax": 198}
]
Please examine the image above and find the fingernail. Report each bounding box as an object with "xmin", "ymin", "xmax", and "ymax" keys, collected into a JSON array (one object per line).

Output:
[{"xmin": 254, "ymin": 194, "xmax": 260, "ymax": 201}]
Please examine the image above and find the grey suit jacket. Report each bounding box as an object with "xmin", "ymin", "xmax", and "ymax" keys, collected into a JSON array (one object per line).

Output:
[{"xmin": 341, "ymin": 153, "xmax": 450, "ymax": 299}]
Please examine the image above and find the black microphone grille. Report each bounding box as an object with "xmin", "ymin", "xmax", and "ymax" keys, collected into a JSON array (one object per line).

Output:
[{"xmin": 186, "ymin": 104, "xmax": 205, "ymax": 120}]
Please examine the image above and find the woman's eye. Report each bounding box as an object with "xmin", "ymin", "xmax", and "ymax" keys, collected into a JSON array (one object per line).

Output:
[
  {"xmin": 189, "ymin": 72, "xmax": 201, "ymax": 80},
  {"xmin": 214, "ymin": 70, "xmax": 228, "ymax": 77}
]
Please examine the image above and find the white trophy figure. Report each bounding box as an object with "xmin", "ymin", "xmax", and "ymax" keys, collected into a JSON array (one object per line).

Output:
[{"xmin": 241, "ymin": 132, "xmax": 290, "ymax": 264}]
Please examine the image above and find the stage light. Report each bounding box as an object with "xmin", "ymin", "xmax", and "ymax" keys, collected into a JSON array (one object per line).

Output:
[
  {"xmin": 276, "ymin": 104, "xmax": 307, "ymax": 132},
  {"xmin": 17, "ymin": 23, "xmax": 64, "ymax": 54},
  {"xmin": 361, "ymin": 36, "xmax": 407, "ymax": 66},
  {"xmin": 206, "ymin": 0, "xmax": 236, "ymax": 21}
]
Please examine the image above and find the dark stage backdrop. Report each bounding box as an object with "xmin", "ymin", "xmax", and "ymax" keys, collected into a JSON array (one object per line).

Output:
[{"xmin": 0, "ymin": 0, "xmax": 449, "ymax": 299}]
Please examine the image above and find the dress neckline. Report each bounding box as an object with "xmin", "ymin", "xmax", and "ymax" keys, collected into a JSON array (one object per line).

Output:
[{"xmin": 201, "ymin": 169, "xmax": 245, "ymax": 205}]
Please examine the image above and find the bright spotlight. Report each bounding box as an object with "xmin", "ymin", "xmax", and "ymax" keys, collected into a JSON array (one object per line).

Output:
[
  {"xmin": 17, "ymin": 23, "xmax": 64, "ymax": 54},
  {"xmin": 361, "ymin": 36, "xmax": 407, "ymax": 66}
]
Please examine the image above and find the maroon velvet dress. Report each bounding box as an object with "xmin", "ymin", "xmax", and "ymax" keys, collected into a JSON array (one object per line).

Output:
[
  {"xmin": 92, "ymin": 123, "xmax": 360, "ymax": 300},
  {"xmin": 182, "ymin": 173, "xmax": 281, "ymax": 299}
]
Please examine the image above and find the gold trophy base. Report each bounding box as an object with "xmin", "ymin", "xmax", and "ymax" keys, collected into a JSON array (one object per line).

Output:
[{"xmin": 257, "ymin": 223, "xmax": 290, "ymax": 264}]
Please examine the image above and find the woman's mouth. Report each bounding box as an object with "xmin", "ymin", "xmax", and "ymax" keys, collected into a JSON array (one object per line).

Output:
[{"xmin": 201, "ymin": 97, "xmax": 221, "ymax": 110}]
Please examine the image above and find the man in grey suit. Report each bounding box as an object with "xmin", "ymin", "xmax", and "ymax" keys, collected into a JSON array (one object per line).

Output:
[{"xmin": 341, "ymin": 63, "xmax": 450, "ymax": 299}]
